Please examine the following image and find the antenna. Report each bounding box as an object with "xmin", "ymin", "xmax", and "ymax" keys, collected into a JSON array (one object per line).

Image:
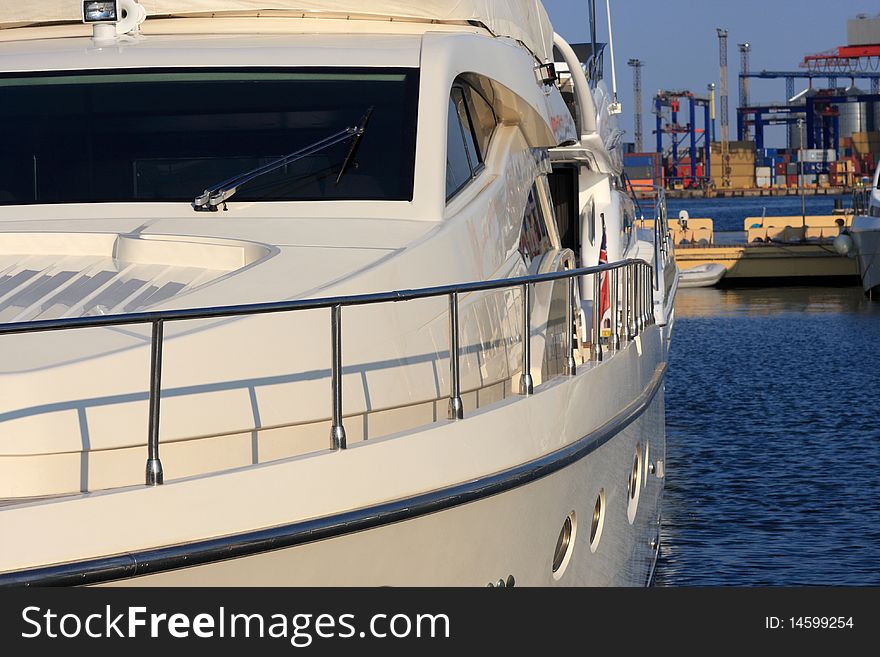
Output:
[
  {"xmin": 627, "ymin": 59, "xmax": 644, "ymax": 151},
  {"xmin": 588, "ymin": 0, "xmax": 597, "ymax": 67},
  {"xmin": 605, "ymin": 0, "xmax": 621, "ymax": 114}
]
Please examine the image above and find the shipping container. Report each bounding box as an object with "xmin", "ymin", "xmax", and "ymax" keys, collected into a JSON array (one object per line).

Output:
[
  {"xmin": 797, "ymin": 149, "xmax": 836, "ymax": 163},
  {"xmin": 799, "ymin": 174, "xmax": 818, "ymax": 187},
  {"xmin": 624, "ymin": 157, "xmax": 655, "ymax": 167},
  {"xmin": 625, "ymin": 166, "xmax": 655, "ymax": 180}
]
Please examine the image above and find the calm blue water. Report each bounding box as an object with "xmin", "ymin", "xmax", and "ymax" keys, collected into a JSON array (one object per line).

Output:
[{"xmin": 656, "ymin": 285, "xmax": 880, "ymax": 585}]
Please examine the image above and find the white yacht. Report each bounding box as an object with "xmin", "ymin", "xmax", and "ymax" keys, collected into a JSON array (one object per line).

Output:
[
  {"xmin": 847, "ymin": 165, "xmax": 880, "ymax": 299},
  {"xmin": 0, "ymin": 1, "xmax": 677, "ymax": 586}
]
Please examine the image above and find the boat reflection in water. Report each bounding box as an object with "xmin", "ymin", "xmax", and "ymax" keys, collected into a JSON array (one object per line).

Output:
[{"xmin": 673, "ymin": 285, "xmax": 872, "ymax": 319}]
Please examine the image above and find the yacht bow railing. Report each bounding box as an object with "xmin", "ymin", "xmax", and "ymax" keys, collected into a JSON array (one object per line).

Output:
[
  {"xmin": 625, "ymin": 179, "xmax": 671, "ymax": 292},
  {"xmin": 0, "ymin": 259, "xmax": 655, "ymax": 487}
]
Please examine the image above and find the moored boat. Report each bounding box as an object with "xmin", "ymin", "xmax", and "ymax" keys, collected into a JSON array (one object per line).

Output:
[
  {"xmin": 0, "ymin": 1, "xmax": 677, "ymax": 586},
  {"xmin": 844, "ymin": 164, "xmax": 880, "ymax": 298}
]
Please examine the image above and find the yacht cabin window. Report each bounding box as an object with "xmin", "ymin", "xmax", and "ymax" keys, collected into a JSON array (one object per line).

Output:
[
  {"xmin": 0, "ymin": 68, "xmax": 420, "ymax": 205},
  {"xmin": 519, "ymin": 183, "xmax": 553, "ymax": 265},
  {"xmin": 445, "ymin": 77, "xmax": 498, "ymax": 200}
]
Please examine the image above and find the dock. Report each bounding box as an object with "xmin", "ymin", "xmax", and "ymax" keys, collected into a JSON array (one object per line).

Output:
[{"xmin": 642, "ymin": 215, "xmax": 860, "ymax": 285}]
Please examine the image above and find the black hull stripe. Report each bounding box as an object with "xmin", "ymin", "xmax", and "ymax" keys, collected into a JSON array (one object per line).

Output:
[{"xmin": 0, "ymin": 362, "xmax": 667, "ymax": 587}]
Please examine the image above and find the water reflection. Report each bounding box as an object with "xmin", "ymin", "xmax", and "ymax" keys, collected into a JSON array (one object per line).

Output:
[
  {"xmin": 675, "ymin": 286, "xmax": 875, "ymax": 319},
  {"xmin": 656, "ymin": 286, "xmax": 880, "ymax": 586}
]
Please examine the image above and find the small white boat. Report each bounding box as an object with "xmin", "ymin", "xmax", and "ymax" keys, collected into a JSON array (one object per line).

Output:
[{"xmin": 678, "ymin": 263, "xmax": 726, "ymax": 288}]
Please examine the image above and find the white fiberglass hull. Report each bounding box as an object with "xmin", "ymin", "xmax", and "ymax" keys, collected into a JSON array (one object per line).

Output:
[
  {"xmin": 851, "ymin": 217, "xmax": 880, "ymax": 296},
  {"xmin": 1, "ymin": 326, "xmax": 667, "ymax": 587}
]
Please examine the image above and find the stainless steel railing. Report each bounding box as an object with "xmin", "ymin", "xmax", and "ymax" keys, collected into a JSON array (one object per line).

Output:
[
  {"xmin": 0, "ymin": 259, "xmax": 654, "ymax": 487},
  {"xmin": 623, "ymin": 181, "xmax": 670, "ymax": 296}
]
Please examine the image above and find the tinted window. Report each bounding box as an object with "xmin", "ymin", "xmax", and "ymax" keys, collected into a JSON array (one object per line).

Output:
[
  {"xmin": 452, "ymin": 86, "xmax": 480, "ymax": 170},
  {"xmin": 446, "ymin": 96, "xmax": 473, "ymax": 198},
  {"xmin": 0, "ymin": 68, "xmax": 420, "ymax": 205},
  {"xmin": 519, "ymin": 185, "xmax": 553, "ymax": 265},
  {"xmin": 463, "ymin": 85, "xmax": 496, "ymax": 158},
  {"xmin": 446, "ymin": 79, "xmax": 498, "ymax": 201}
]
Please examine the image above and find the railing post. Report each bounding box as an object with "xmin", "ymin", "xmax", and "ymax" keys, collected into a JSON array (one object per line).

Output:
[
  {"xmin": 632, "ymin": 262, "xmax": 642, "ymax": 335},
  {"xmin": 626, "ymin": 263, "xmax": 637, "ymax": 340},
  {"xmin": 448, "ymin": 292, "xmax": 464, "ymax": 419},
  {"xmin": 640, "ymin": 265, "xmax": 649, "ymax": 329},
  {"xmin": 591, "ymin": 273, "xmax": 603, "ymax": 362},
  {"xmin": 145, "ymin": 319, "xmax": 164, "ymax": 486},
  {"xmin": 521, "ymin": 283, "xmax": 534, "ymax": 395},
  {"xmin": 565, "ymin": 275, "xmax": 577, "ymax": 376},
  {"xmin": 620, "ymin": 265, "xmax": 628, "ymax": 343},
  {"xmin": 330, "ymin": 304, "xmax": 347, "ymax": 450},
  {"xmin": 610, "ymin": 267, "xmax": 621, "ymax": 350}
]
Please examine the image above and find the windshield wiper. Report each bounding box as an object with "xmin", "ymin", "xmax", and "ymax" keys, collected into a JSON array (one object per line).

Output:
[
  {"xmin": 336, "ymin": 106, "xmax": 373, "ymax": 184},
  {"xmin": 193, "ymin": 109, "xmax": 372, "ymax": 212}
]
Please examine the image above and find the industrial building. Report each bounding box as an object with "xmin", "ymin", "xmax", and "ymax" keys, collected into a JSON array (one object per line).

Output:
[{"xmin": 625, "ymin": 14, "xmax": 880, "ymax": 195}]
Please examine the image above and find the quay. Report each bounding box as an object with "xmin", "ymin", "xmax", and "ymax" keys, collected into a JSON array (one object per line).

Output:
[{"xmin": 641, "ymin": 215, "xmax": 860, "ymax": 285}]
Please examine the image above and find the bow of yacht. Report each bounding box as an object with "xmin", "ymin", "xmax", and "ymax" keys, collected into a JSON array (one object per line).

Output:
[
  {"xmin": 846, "ymin": 163, "xmax": 880, "ymax": 298},
  {"xmin": 0, "ymin": 1, "xmax": 677, "ymax": 586}
]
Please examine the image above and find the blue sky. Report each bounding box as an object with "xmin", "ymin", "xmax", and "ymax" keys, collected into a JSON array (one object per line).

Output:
[{"xmin": 542, "ymin": 0, "xmax": 880, "ymax": 147}]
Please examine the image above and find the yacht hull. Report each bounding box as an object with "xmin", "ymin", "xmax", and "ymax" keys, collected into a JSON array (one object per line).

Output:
[
  {"xmin": 851, "ymin": 218, "xmax": 880, "ymax": 297},
  {"xmin": 0, "ymin": 327, "xmax": 667, "ymax": 587}
]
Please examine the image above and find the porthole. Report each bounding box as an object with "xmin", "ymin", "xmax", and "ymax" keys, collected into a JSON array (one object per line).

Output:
[
  {"xmin": 627, "ymin": 444, "xmax": 642, "ymax": 524},
  {"xmin": 643, "ymin": 442, "xmax": 651, "ymax": 488},
  {"xmin": 589, "ymin": 489, "xmax": 606, "ymax": 553},
  {"xmin": 552, "ymin": 511, "xmax": 577, "ymax": 579}
]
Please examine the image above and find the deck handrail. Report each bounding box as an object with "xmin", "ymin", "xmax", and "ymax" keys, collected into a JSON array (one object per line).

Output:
[{"xmin": 0, "ymin": 258, "xmax": 655, "ymax": 486}]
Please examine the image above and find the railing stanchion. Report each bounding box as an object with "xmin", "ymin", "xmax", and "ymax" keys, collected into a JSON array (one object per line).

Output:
[
  {"xmin": 620, "ymin": 265, "xmax": 627, "ymax": 343},
  {"xmin": 633, "ymin": 264, "xmax": 640, "ymax": 336},
  {"xmin": 145, "ymin": 319, "xmax": 164, "ymax": 486},
  {"xmin": 330, "ymin": 304, "xmax": 347, "ymax": 450},
  {"xmin": 625, "ymin": 264, "xmax": 633, "ymax": 341},
  {"xmin": 640, "ymin": 265, "xmax": 648, "ymax": 329},
  {"xmin": 565, "ymin": 275, "xmax": 577, "ymax": 376},
  {"xmin": 591, "ymin": 273, "xmax": 603, "ymax": 362},
  {"xmin": 610, "ymin": 268, "xmax": 621, "ymax": 350},
  {"xmin": 448, "ymin": 292, "xmax": 464, "ymax": 419},
  {"xmin": 521, "ymin": 283, "xmax": 534, "ymax": 395}
]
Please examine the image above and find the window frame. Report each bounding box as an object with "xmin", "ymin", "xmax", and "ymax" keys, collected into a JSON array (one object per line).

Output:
[
  {"xmin": 445, "ymin": 78, "xmax": 498, "ymax": 202},
  {"xmin": 519, "ymin": 175, "xmax": 562, "ymax": 268}
]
